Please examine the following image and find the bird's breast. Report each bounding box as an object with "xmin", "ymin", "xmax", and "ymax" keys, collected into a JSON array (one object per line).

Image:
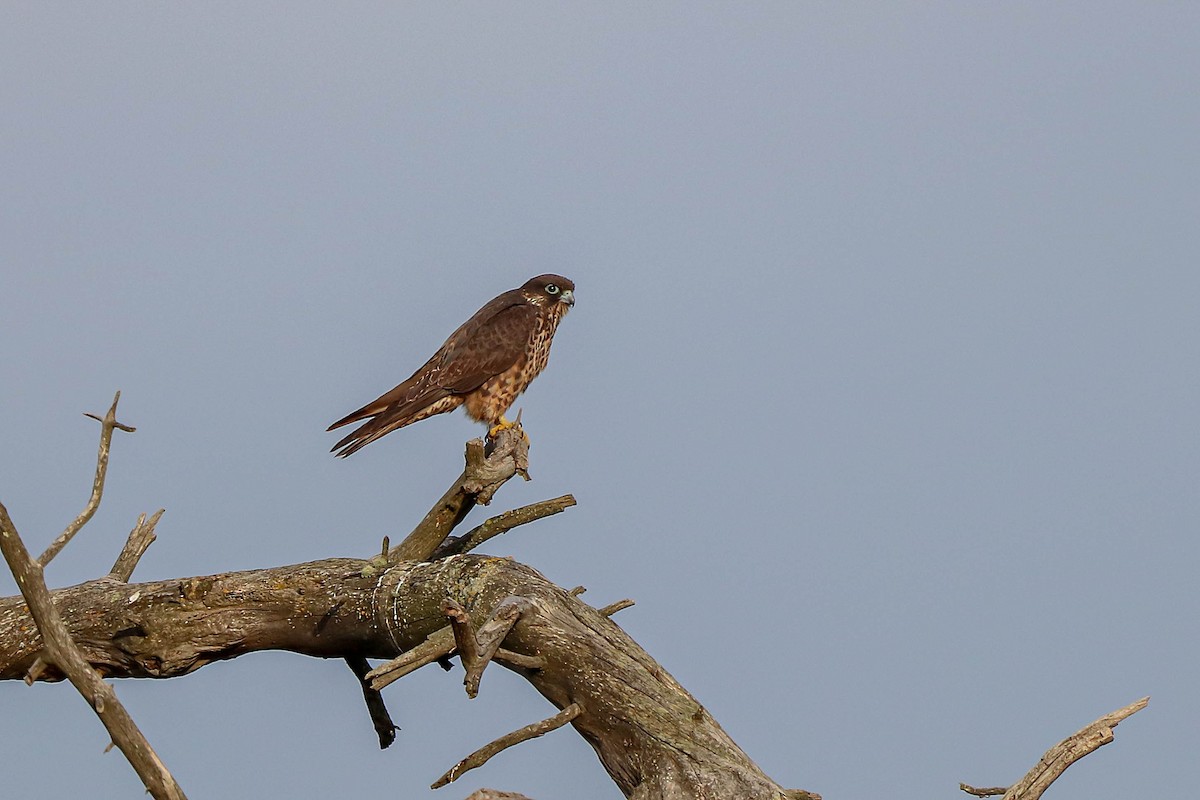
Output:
[{"xmin": 524, "ymin": 312, "xmax": 562, "ymax": 377}]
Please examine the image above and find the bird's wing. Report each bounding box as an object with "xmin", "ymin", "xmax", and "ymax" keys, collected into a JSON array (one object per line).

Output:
[
  {"xmin": 325, "ymin": 350, "xmax": 447, "ymax": 431},
  {"xmin": 435, "ymin": 302, "xmax": 539, "ymax": 393},
  {"xmin": 326, "ymin": 294, "xmax": 537, "ymax": 432}
]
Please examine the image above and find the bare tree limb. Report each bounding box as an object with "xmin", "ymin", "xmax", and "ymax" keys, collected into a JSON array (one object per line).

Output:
[
  {"xmin": 434, "ymin": 494, "xmax": 576, "ymax": 558},
  {"xmin": 38, "ymin": 391, "xmax": 135, "ymax": 566},
  {"xmin": 999, "ymin": 697, "xmax": 1149, "ymax": 800},
  {"xmin": 0, "ymin": 501, "xmax": 186, "ymax": 800},
  {"xmin": 961, "ymin": 697, "xmax": 1149, "ymax": 800},
  {"xmin": 108, "ymin": 509, "xmax": 165, "ymax": 582},
  {"xmin": 390, "ymin": 425, "xmax": 530, "ymax": 563},
  {"xmin": 24, "ymin": 412, "xmax": 1122, "ymax": 800},
  {"xmin": 368, "ymin": 627, "xmax": 457, "ymax": 691},
  {"xmin": 0, "ymin": 552, "xmax": 826, "ymax": 798},
  {"xmin": 432, "ymin": 703, "xmax": 582, "ymax": 789}
]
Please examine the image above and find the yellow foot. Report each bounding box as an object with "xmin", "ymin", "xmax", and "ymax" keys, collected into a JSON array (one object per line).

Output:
[
  {"xmin": 487, "ymin": 410, "xmax": 529, "ymax": 443},
  {"xmin": 487, "ymin": 415, "xmax": 516, "ymax": 439}
]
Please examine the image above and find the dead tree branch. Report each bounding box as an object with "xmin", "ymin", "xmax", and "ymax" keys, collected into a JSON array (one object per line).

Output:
[
  {"xmin": 0, "ymin": 554, "xmax": 808, "ymax": 798},
  {"xmin": 390, "ymin": 425, "xmax": 531, "ymax": 563},
  {"xmin": 345, "ymin": 655, "xmax": 399, "ymax": 749},
  {"xmin": 369, "ymin": 627, "xmax": 457, "ymax": 691},
  {"xmin": 0, "ymin": 501, "xmax": 186, "ymax": 800},
  {"xmin": 2, "ymin": 405, "xmax": 1146, "ymax": 800},
  {"xmin": 434, "ymin": 494, "xmax": 576, "ymax": 558},
  {"xmin": 962, "ymin": 696, "xmax": 1149, "ymax": 800},
  {"xmin": 39, "ymin": 391, "xmax": 135, "ymax": 567}
]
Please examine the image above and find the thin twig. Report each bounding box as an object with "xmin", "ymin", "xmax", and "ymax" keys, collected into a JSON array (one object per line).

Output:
[
  {"xmin": 39, "ymin": 391, "xmax": 135, "ymax": 567},
  {"xmin": 367, "ymin": 627, "xmax": 457, "ymax": 691},
  {"xmin": 434, "ymin": 494, "xmax": 576, "ymax": 558},
  {"xmin": 998, "ymin": 697, "xmax": 1148, "ymax": 800},
  {"xmin": 960, "ymin": 785, "xmax": 1007, "ymax": 797},
  {"xmin": 431, "ymin": 703, "xmax": 582, "ymax": 789},
  {"xmin": 108, "ymin": 510, "xmax": 165, "ymax": 582},
  {"xmin": 0, "ymin": 501, "xmax": 186, "ymax": 799},
  {"xmin": 344, "ymin": 656, "xmax": 399, "ymax": 749}
]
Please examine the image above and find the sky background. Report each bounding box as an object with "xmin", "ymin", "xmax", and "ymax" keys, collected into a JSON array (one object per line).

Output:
[{"xmin": 2, "ymin": 3, "xmax": 1197, "ymax": 798}]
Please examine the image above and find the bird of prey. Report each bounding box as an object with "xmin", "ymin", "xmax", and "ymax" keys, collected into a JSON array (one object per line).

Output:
[{"xmin": 328, "ymin": 274, "xmax": 575, "ymax": 457}]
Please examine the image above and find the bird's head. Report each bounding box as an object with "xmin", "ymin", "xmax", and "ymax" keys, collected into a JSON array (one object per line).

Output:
[{"xmin": 522, "ymin": 274, "xmax": 575, "ymax": 310}]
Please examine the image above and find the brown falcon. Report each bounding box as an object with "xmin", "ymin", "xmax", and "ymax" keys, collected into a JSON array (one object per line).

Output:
[{"xmin": 328, "ymin": 274, "xmax": 575, "ymax": 457}]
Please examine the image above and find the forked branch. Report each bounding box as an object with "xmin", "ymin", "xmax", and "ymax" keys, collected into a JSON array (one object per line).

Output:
[
  {"xmin": 0, "ymin": 502, "xmax": 186, "ymax": 800},
  {"xmin": 444, "ymin": 596, "xmax": 531, "ymax": 699},
  {"xmin": 389, "ymin": 425, "xmax": 531, "ymax": 563},
  {"xmin": 38, "ymin": 391, "xmax": 136, "ymax": 566}
]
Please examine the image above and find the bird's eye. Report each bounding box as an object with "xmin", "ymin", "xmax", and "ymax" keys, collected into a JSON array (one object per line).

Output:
[{"xmin": 545, "ymin": 284, "xmax": 559, "ymax": 294}]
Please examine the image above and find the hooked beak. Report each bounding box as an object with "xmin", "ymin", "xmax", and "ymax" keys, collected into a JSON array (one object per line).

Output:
[{"xmin": 559, "ymin": 289, "xmax": 575, "ymax": 307}]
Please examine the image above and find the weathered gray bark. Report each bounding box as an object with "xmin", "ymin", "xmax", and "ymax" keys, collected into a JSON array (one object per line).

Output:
[{"xmin": 0, "ymin": 553, "xmax": 808, "ymax": 799}]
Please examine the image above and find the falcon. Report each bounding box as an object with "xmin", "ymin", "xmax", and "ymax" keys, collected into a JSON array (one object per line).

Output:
[{"xmin": 328, "ymin": 274, "xmax": 575, "ymax": 457}]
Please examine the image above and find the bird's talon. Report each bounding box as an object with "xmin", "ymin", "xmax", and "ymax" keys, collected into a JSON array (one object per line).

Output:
[{"xmin": 487, "ymin": 416, "xmax": 516, "ymax": 440}]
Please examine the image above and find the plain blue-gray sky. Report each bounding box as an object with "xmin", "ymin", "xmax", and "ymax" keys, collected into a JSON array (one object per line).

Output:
[{"xmin": 2, "ymin": 4, "xmax": 1196, "ymax": 798}]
